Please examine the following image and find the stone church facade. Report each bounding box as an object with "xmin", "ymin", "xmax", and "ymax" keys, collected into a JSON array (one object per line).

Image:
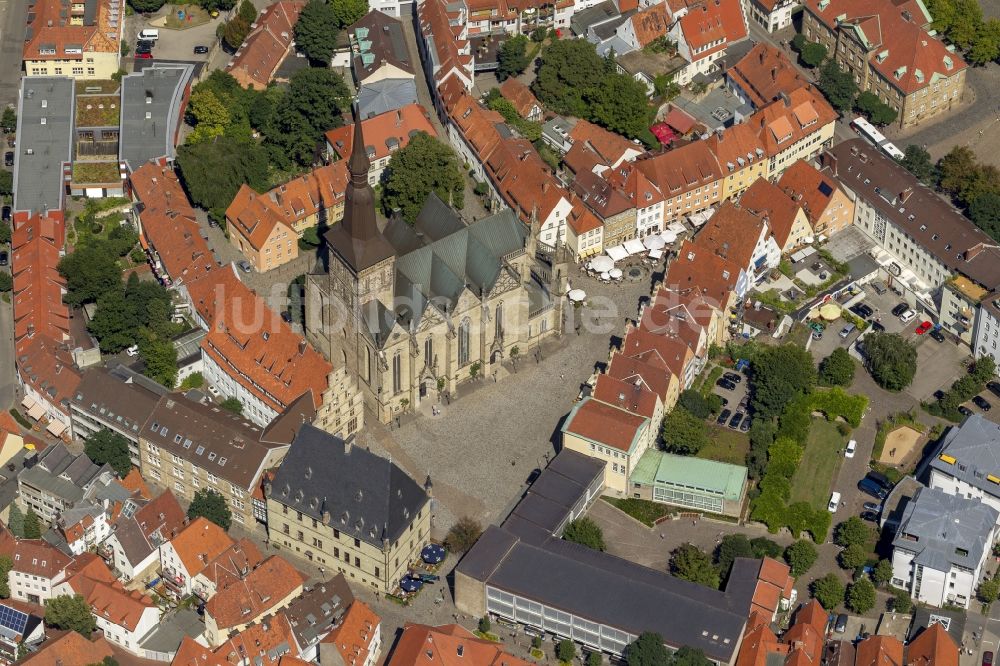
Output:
[{"xmin": 306, "ymin": 114, "xmax": 568, "ymax": 424}]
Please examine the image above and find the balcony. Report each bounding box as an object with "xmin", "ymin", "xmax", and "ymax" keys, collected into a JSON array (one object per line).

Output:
[
  {"xmin": 159, "ymin": 567, "xmax": 186, "ymax": 590},
  {"xmin": 98, "ymin": 544, "xmax": 114, "ymax": 562}
]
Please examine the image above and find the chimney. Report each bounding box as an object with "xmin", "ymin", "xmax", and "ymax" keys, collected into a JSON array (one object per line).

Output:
[
  {"xmin": 298, "ymin": 340, "xmax": 307, "ymax": 355},
  {"xmin": 823, "ymin": 152, "xmax": 839, "ymax": 176},
  {"xmin": 759, "ymin": 48, "xmax": 765, "ymax": 64},
  {"xmin": 771, "ymin": 66, "xmax": 777, "ymax": 81},
  {"xmin": 900, "ymin": 186, "xmax": 913, "ymax": 203}
]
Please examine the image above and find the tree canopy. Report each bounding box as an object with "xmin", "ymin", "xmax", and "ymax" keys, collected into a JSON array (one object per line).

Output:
[
  {"xmin": 295, "ymin": 0, "xmax": 340, "ymax": 65},
  {"xmin": 800, "ymin": 41, "xmax": 827, "ymax": 68},
  {"xmin": 45, "ymin": 595, "xmax": 96, "ymax": 636},
  {"xmin": 819, "ymin": 347, "xmax": 855, "ymax": 386},
  {"xmin": 900, "ymin": 145, "xmax": 936, "ymax": 184},
  {"xmin": 714, "ymin": 534, "xmax": 753, "ymax": 579},
  {"xmin": 863, "ymin": 331, "xmax": 917, "ymax": 391},
  {"xmin": 268, "ymin": 67, "xmax": 350, "ymax": 166},
  {"xmin": 661, "ymin": 407, "xmax": 710, "ymax": 455},
  {"xmin": 0, "ymin": 107, "xmax": 17, "ymax": 134},
  {"xmin": 749, "ymin": 344, "xmax": 817, "ymax": 419},
  {"xmin": 84, "ymin": 429, "xmax": 132, "ymax": 478},
  {"xmin": 0, "ymin": 170, "xmax": 12, "ymax": 198},
  {"xmin": 220, "ymin": 396, "xmax": 244, "ymax": 415},
  {"xmin": 847, "ymin": 578, "xmax": 876, "ymax": 613},
  {"xmin": 562, "ymin": 517, "xmax": 606, "ymax": 551},
  {"xmin": 188, "ymin": 488, "xmax": 233, "ymax": 530},
  {"xmin": 855, "ymin": 91, "xmax": 898, "ymax": 126},
  {"xmin": 58, "ymin": 244, "xmax": 123, "ymax": 306},
  {"xmin": 88, "ymin": 272, "xmax": 179, "ymax": 352},
  {"xmin": 811, "ymin": 573, "xmax": 845, "ymax": 610},
  {"xmin": 625, "ymin": 633, "xmax": 670, "ymax": 666},
  {"xmin": 497, "ymin": 35, "xmax": 530, "ymax": 82},
  {"xmin": 784, "ymin": 540, "xmax": 818, "ymax": 576},
  {"xmin": 139, "ymin": 332, "xmax": 179, "ymax": 388},
  {"xmin": 444, "ymin": 516, "xmax": 483, "ymax": 552},
  {"xmin": 818, "ymin": 61, "xmax": 858, "ymax": 112},
  {"xmin": 835, "ymin": 516, "xmax": 875, "ymax": 548},
  {"xmin": 332, "ymin": 0, "xmax": 367, "ymax": 26},
  {"xmin": 176, "ymin": 135, "xmax": 270, "ymax": 214},
  {"xmin": 0, "ymin": 556, "xmax": 11, "ymax": 598},
  {"xmin": 669, "ymin": 543, "xmax": 719, "ymax": 589},
  {"xmin": 382, "ymin": 132, "xmax": 464, "ymax": 222}
]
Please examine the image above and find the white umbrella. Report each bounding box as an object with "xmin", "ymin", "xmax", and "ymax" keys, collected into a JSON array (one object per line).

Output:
[
  {"xmin": 591, "ymin": 255, "xmax": 615, "ymax": 272},
  {"xmin": 568, "ymin": 289, "xmax": 587, "ymax": 302},
  {"xmin": 609, "ymin": 268, "xmax": 623, "ymax": 280},
  {"xmin": 643, "ymin": 235, "xmax": 666, "ymax": 251},
  {"xmin": 600, "ymin": 271, "xmax": 611, "ymax": 281},
  {"xmin": 660, "ymin": 231, "xmax": 678, "ymax": 244}
]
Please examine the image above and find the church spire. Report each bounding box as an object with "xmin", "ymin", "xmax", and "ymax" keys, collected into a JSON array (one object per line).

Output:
[{"xmin": 347, "ymin": 104, "xmax": 371, "ymax": 185}]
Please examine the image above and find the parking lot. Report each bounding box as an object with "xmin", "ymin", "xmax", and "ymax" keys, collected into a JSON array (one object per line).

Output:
[
  {"xmin": 125, "ymin": 6, "xmax": 224, "ymax": 66},
  {"xmin": 709, "ymin": 368, "xmax": 751, "ymax": 432}
]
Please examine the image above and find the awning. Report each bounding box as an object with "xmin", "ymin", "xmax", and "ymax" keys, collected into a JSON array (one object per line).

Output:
[
  {"xmin": 606, "ymin": 246, "xmax": 628, "ymax": 262},
  {"xmin": 20, "ymin": 396, "xmax": 36, "ymax": 411},
  {"xmin": 27, "ymin": 403, "xmax": 46, "ymax": 421},
  {"xmin": 649, "ymin": 248, "xmax": 664, "ymax": 259},
  {"xmin": 643, "ymin": 235, "xmax": 666, "ymax": 251},
  {"xmin": 590, "ymin": 255, "xmax": 615, "ymax": 272},
  {"xmin": 624, "ymin": 238, "xmax": 645, "ymax": 256},
  {"xmin": 667, "ymin": 222, "xmax": 686, "ymax": 235},
  {"xmin": 661, "ymin": 231, "xmax": 678, "ymax": 244},
  {"xmin": 46, "ymin": 420, "xmax": 67, "ymax": 437}
]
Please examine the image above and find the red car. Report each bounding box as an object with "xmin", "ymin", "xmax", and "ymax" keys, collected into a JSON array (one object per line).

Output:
[
  {"xmin": 136, "ymin": 52, "xmax": 153, "ymax": 59},
  {"xmin": 983, "ymin": 651, "xmax": 993, "ymax": 666},
  {"xmin": 916, "ymin": 320, "xmax": 933, "ymax": 335}
]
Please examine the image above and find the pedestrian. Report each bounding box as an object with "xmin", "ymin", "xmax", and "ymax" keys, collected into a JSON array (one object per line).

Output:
[{"xmin": 493, "ymin": 370, "xmax": 497, "ymax": 383}]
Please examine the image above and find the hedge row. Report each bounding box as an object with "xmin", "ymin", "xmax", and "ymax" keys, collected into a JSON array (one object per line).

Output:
[{"xmin": 811, "ymin": 387, "xmax": 868, "ymax": 427}]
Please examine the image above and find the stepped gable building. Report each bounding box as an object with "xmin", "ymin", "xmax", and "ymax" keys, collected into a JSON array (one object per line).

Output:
[{"xmin": 305, "ymin": 109, "xmax": 567, "ymax": 423}]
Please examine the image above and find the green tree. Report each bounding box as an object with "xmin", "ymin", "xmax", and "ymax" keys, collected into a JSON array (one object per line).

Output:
[
  {"xmin": 176, "ymin": 135, "xmax": 270, "ymax": 211},
  {"xmin": 949, "ymin": 0, "xmax": 983, "ymax": 49},
  {"xmin": 980, "ymin": 578, "xmax": 1000, "ymax": 603},
  {"xmin": 800, "ymin": 41, "xmax": 827, "ymax": 67},
  {"xmin": 562, "ymin": 517, "xmax": 606, "ymax": 551},
  {"xmin": 854, "ymin": 91, "xmax": 898, "ymax": 126},
  {"xmin": 445, "ymin": 516, "xmax": 483, "ymax": 552},
  {"xmin": 661, "ymin": 407, "xmax": 710, "ymax": 455},
  {"xmin": 900, "ymin": 145, "xmax": 936, "ymax": 184},
  {"xmin": 180, "ymin": 372, "xmax": 205, "ymax": 390},
  {"xmin": 970, "ymin": 192, "xmax": 1000, "ymax": 240},
  {"xmin": 497, "ymin": 35, "xmax": 530, "ymax": 81},
  {"xmin": 784, "ymin": 540, "xmax": 818, "ymax": 576},
  {"xmin": 587, "ymin": 652, "xmax": 603, "ymax": 666},
  {"xmin": 58, "ymin": 244, "xmax": 122, "ymax": 306},
  {"xmin": 478, "ymin": 616, "xmax": 491, "ymax": 634},
  {"xmin": 332, "ymin": 0, "xmax": 368, "ymax": 26},
  {"xmin": 819, "ymin": 347, "xmax": 855, "ymax": 386},
  {"xmin": 874, "ymin": 559, "xmax": 894, "ymax": 587},
  {"xmin": 715, "ymin": 534, "xmax": 753, "ymax": 577},
  {"xmin": 23, "ymin": 508, "xmax": 42, "ymax": 539},
  {"xmin": 811, "ymin": 573, "xmax": 845, "ymax": 610},
  {"xmin": 863, "ymin": 331, "xmax": 917, "ymax": 391},
  {"xmin": 238, "ymin": 0, "xmax": 257, "ymax": 21},
  {"xmin": 221, "ymin": 16, "xmax": 251, "ymax": 51},
  {"xmin": 0, "ymin": 170, "xmax": 12, "ymax": 198},
  {"xmin": 295, "ymin": 0, "xmax": 340, "ymax": 64},
  {"xmin": 188, "ymin": 488, "xmax": 233, "ymax": 530},
  {"xmin": 187, "ymin": 89, "xmax": 232, "ymax": 144},
  {"xmin": 45, "ymin": 595, "xmax": 96, "ymax": 636},
  {"xmin": 818, "ymin": 60, "xmax": 858, "ymax": 112},
  {"xmin": 891, "ymin": 587, "xmax": 913, "ymax": 613},
  {"xmin": 84, "ymin": 429, "xmax": 132, "ymax": 478},
  {"xmin": 969, "ymin": 18, "xmax": 1000, "ymax": 65},
  {"xmin": 938, "ymin": 145, "xmax": 979, "ymax": 200},
  {"xmin": 839, "ymin": 543, "xmax": 869, "ymax": 570},
  {"xmin": 220, "ymin": 396, "xmax": 244, "ymax": 414},
  {"xmin": 750, "ymin": 344, "xmax": 817, "ymax": 418},
  {"xmin": 584, "ymin": 71, "xmax": 656, "ymax": 144},
  {"xmin": 7, "ymin": 504, "xmax": 24, "ymax": 537},
  {"xmin": 88, "ymin": 289, "xmax": 136, "ymax": 352},
  {"xmin": 0, "ymin": 107, "xmax": 16, "ymax": 134},
  {"xmin": 268, "ymin": 67, "xmax": 350, "ymax": 166},
  {"xmin": 751, "ymin": 537, "xmax": 783, "ymax": 559},
  {"xmin": 556, "ymin": 639, "xmax": 576, "ymax": 663},
  {"xmin": 0, "ymin": 555, "xmax": 11, "ymax": 598},
  {"xmin": 847, "ymin": 578, "xmax": 877, "ymax": 613},
  {"xmin": 382, "ymin": 132, "xmax": 464, "ymax": 221},
  {"xmin": 669, "ymin": 647, "xmax": 714, "ymax": 666},
  {"xmin": 128, "ymin": 0, "xmax": 166, "ymax": 12},
  {"xmin": 670, "ymin": 543, "xmax": 720, "ymax": 589},
  {"xmin": 0, "ymin": 273, "xmax": 11, "ymax": 293},
  {"xmin": 139, "ymin": 334, "xmax": 178, "ymax": 388},
  {"xmin": 624, "ymin": 632, "xmax": 670, "ymax": 666},
  {"xmin": 532, "ymin": 39, "xmax": 607, "ymax": 117},
  {"xmin": 835, "ymin": 516, "xmax": 874, "ymax": 548}
]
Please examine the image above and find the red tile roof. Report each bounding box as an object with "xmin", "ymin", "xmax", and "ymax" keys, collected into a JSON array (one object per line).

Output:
[
  {"xmin": 388, "ymin": 624, "xmax": 531, "ymax": 666},
  {"xmin": 21, "ymin": 632, "xmax": 114, "ymax": 666},
  {"xmin": 417, "ymin": 0, "xmax": 473, "ymax": 87},
  {"xmin": 227, "ymin": 1, "xmax": 306, "ymax": 90},
  {"xmin": 498, "ymin": 78, "xmax": 542, "ymax": 119},
  {"xmin": 677, "ymin": 0, "xmax": 747, "ymax": 62},
  {"xmin": 564, "ymin": 397, "xmax": 647, "ymax": 452},
  {"xmin": 704, "ymin": 122, "xmax": 767, "ymax": 173},
  {"xmin": 738, "ymin": 178, "xmax": 802, "ymax": 249},
  {"xmin": 691, "ymin": 200, "xmax": 766, "ymax": 270},
  {"xmin": 662, "ymin": 107, "xmax": 698, "ymax": 135},
  {"xmin": 173, "ymin": 637, "xmax": 228, "ymax": 666},
  {"xmin": 727, "ymin": 43, "xmax": 808, "ymax": 108},
  {"xmin": 802, "ymin": 0, "xmax": 966, "ymax": 94},
  {"xmin": 130, "ymin": 160, "xmax": 216, "ymax": 286},
  {"xmin": 606, "ymin": 164, "xmax": 664, "ymax": 208},
  {"xmin": 607, "ymin": 353, "xmax": 675, "ymax": 402},
  {"xmin": 488, "ymin": 137, "xmax": 567, "ymax": 223},
  {"xmin": 325, "ymin": 104, "xmax": 437, "ymax": 167},
  {"xmin": 751, "ymin": 86, "xmax": 837, "ymax": 159},
  {"xmin": 198, "ymin": 538, "xmax": 265, "ymax": 590},
  {"xmin": 568, "ymin": 120, "xmax": 641, "ymax": 171},
  {"xmin": 906, "ymin": 623, "xmax": 958, "ymax": 666},
  {"xmin": 16, "ymin": 335, "xmax": 81, "ymax": 417},
  {"xmin": 665, "ymin": 239, "xmax": 742, "ymax": 308},
  {"xmin": 11, "ymin": 211, "xmax": 69, "ymax": 355},
  {"xmin": 593, "ymin": 373, "xmax": 659, "ymax": 419},
  {"xmin": 23, "ymin": 0, "xmax": 119, "ymax": 61},
  {"xmin": 218, "ymin": 614, "xmax": 299, "ymax": 666},
  {"xmin": 776, "ymin": 159, "xmax": 842, "ymax": 228},
  {"xmin": 205, "ymin": 555, "xmax": 304, "ymax": 629},
  {"xmin": 629, "ymin": 2, "xmax": 671, "ymax": 47},
  {"xmin": 621, "ymin": 325, "xmax": 694, "ymax": 379},
  {"xmin": 635, "ymin": 140, "xmax": 723, "ymax": 197},
  {"xmin": 121, "ymin": 468, "xmax": 153, "ymax": 501},
  {"xmin": 12, "ymin": 539, "xmax": 73, "ymax": 579},
  {"xmin": 68, "ymin": 569, "xmax": 156, "ymax": 632},
  {"xmin": 855, "ymin": 635, "xmax": 904, "ymax": 666},
  {"xmin": 322, "ymin": 601, "xmax": 381, "ymax": 666},
  {"xmin": 443, "ymin": 84, "xmax": 505, "ymax": 160},
  {"xmin": 567, "ymin": 200, "xmax": 602, "ymax": 236},
  {"xmin": 168, "ymin": 517, "xmax": 237, "ymax": 578}
]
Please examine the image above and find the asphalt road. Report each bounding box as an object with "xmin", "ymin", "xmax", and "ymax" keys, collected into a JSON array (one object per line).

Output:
[{"xmin": 0, "ymin": 0, "xmax": 27, "ymax": 109}]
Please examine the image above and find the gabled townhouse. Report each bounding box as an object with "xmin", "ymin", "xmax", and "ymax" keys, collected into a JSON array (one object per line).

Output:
[
  {"xmin": 437, "ymin": 78, "xmax": 505, "ymax": 187},
  {"xmin": 10, "ymin": 211, "xmax": 69, "ymax": 357},
  {"xmin": 8, "ymin": 539, "xmax": 73, "ymax": 604},
  {"xmin": 279, "ymin": 573, "xmax": 356, "ymax": 661},
  {"xmin": 606, "ymin": 352, "xmax": 680, "ymax": 413},
  {"xmin": 551, "ymin": 119, "xmax": 644, "ymax": 175},
  {"xmin": 189, "ymin": 538, "xmax": 264, "ymax": 602},
  {"xmin": 705, "ymin": 122, "xmax": 768, "ymax": 199},
  {"xmin": 0, "ymin": 601, "xmax": 44, "ymax": 663},
  {"xmin": 325, "ymin": 105, "xmax": 437, "ymax": 186},
  {"xmin": 99, "ymin": 489, "xmax": 185, "ymax": 583},
  {"xmin": 571, "ymin": 170, "xmax": 636, "ymax": 247},
  {"xmin": 746, "ymin": 0, "xmax": 797, "ymax": 32},
  {"xmin": 226, "ymin": 0, "xmax": 306, "ymax": 90},
  {"xmin": 21, "ymin": 0, "xmax": 122, "ymax": 79},
  {"xmin": 19, "ymin": 631, "xmax": 114, "ymax": 666},
  {"xmin": 739, "ymin": 177, "xmax": 813, "ymax": 254},
  {"xmin": 693, "ymin": 200, "xmax": 779, "ymax": 285},
  {"xmin": 56, "ymin": 505, "xmax": 113, "ymax": 556},
  {"xmin": 565, "ymin": 201, "xmax": 605, "ymax": 262},
  {"xmin": 129, "ymin": 159, "xmax": 216, "ymax": 289},
  {"xmin": 347, "ymin": 11, "xmax": 418, "ymax": 118},
  {"xmin": 641, "ymin": 289, "xmax": 711, "ymax": 360},
  {"xmin": 800, "ymin": 0, "xmax": 966, "ymax": 128},
  {"xmin": 726, "ymin": 43, "xmax": 808, "ymax": 111},
  {"xmin": 70, "ymin": 365, "xmax": 169, "ymax": 468},
  {"xmin": 735, "ymin": 599, "xmax": 829, "ymax": 666},
  {"xmin": 615, "ymin": 2, "xmax": 671, "ymax": 52},
  {"xmin": 225, "ymin": 164, "xmax": 350, "ymax": 273},
  {"xmin": 634, "ymin": 140, "xmax": 725, "ymax": 224},
  {"xmin": 415, "ymin": 0, "xmax": 475, "ymax": 99},
  {"xmin": 387, "ymin": 624, "xmax": 529, "ymax": 666},
  {"xmin": 53, "ymin": 554, "xmax": 159, "ymax": 654},
  {"xmin": 620, "ymin": 320, "xmax": 698, "ymax": 389},
  {"xmin": 141, "ymin": 393, "xmax": 292, "ymax": 527},
  {"xmin": 665, "ymin": 239, "xmax": 748, "ymax": 313},
  {"xmin": 669, "ymin": 0, "xmax": 748, "ymax": 84},
  {"xmin": 561, "ymin": 396, "xmax": 650, "ymax": 496},
  {"xmin": 318, "ymin": 601, "xmax": 381, "ymax": 666},
  {"xmin": 498, "ymin": 78, "xmax": 544, "ymax": 122},
  {"xmin": 775, "ymin": 159, "xmax": 854, "ymax": 239},
  {"xmin": 17, "ymin": 443, "xmax": 114, "ymax": 523},
  {"xmin": 464, "ymin": 0, "xmax": 575, "ymax": 37},
  {"xmin": 216, "ymin": 614, "xmax": 301, "ymax": 666},
  {"xmin": 605, "ymin": 164, "xmax": 665, "ymax": 238},
  {"xmin": 203, "ymin": 555, "xmax": 305, "ymax": 646},
  {"xmin": 15, "ymin": 335, "xmax": 81, "ymax": 440},
  {"xmin": 157, "ymin": 517, "xmax": 237, "ymax": 598},
  {"xmin": 754, "ymin": 86, "xmax": 837, "ymax": 177},
  {"xmin": 890, "ymin": 485, "xmax": 997, "ymax": 609},
  {"xmin": 592, "ymin": 373, "xmax": 663, "ymax": 445}
]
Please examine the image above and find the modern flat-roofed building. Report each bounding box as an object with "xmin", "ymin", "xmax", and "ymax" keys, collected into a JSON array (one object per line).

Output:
[
  {"xmin": 119, "ymin": 64, "xmax": 194, "ymax": 171},
  {"xmin": 13, "ymin": 77, "xmax": 75, "ymax": 214},
  {"xmin": 629, "ymin": 449, "xmax": 747, "ymax": 517}
]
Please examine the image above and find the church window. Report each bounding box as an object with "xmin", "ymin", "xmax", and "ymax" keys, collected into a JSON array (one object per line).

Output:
[
  {"xmin": 424, "ymin": 336, "xmax": 434, "ymax": 369},
  {"xmin": 458, "ymin": 319, "xmax": 471, "ymax": 366},
  {"xmin": 392, "ymin": 353, "xmax": 401, "ymax": 394},
  {"xmin": 495, "ymin": 303, "xmax": 504, "ymax": 339}
]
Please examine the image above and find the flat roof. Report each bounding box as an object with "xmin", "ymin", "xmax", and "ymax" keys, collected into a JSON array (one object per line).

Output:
[
  {"xmin": 119, "ymin": 64, "xmax": 193, "ymax": 171},
  {"xmin": 13, "ymin": 77, "xmax": 75, "ymax": 214},
  {"xmin": 630, "ymin": 449, "xmax": 747, "ymax": 500}
]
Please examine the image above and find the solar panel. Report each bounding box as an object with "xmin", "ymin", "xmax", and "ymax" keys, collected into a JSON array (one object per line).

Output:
[{"xmin": 0, "ymin": 605, "xmax": 29, "ymax": 635}]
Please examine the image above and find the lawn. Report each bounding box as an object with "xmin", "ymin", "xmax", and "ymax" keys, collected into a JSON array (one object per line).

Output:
[
  {"xmin": 163, "ymin": 4, "xmax": 212, "ymax": 29},
  {"xmin": 698, "ymin": 426, "xmax": 750, "ymax": 466},
  {"xmin": 601, "ymin": 496, "xmax": 672, "ymax": 527},
  {"xmin": 75, "ymin": 79, "xmax": 119, "ymax": 95},
  {"xmin": 789, "ymin": 418, "xmax": 845, "ymax": 510},
  {"xmin": 75, "ymin": 95, "xmax": 120, "ymax": 127},
  {"xmin": 72, "ymin": 161, "xmax": 122, "ymax": 184}
]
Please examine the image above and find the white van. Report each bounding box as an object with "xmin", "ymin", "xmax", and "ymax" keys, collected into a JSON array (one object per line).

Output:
[
  {"xmin": 900, "ymin": 309, "xmax": 917, "ymax": 324},
  {"xmin": 845, "ymin": 440, "xmax": 857, "ymax": 458},
  {"xmin": 138, "ymin": 28, "xmax": 159, "ymax": 40},
  {"xmin": 828, "ymin": 491, "xmax": 841, "ymax": 512}
]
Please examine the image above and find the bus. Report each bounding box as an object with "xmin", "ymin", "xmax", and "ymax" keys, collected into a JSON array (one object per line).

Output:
[{"xmin": 851, "ymin": 116, "xmax": 905, "ymax": 161}]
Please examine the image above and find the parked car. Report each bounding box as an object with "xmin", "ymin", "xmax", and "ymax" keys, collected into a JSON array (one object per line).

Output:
[
  {"xmin": 959, "ymin": 405, "xmax": 974, "ymax": 417},
  {"xmin": 1, "ymin": 205, "xmax": 10, "ymax": 221},
  {"xmin": 892, "ymin": 303, "xmax": 909, "ymax": 317},
  {"xmin": 834, "ymin": 614, "xmax": 848, "ymax": 633},
  {"xmin": 983, "ymin": 651, "xmax": 993, "ymax": 666},
  {"xmin": 863, "ymin": 502, "xmax": 881, "ymax": 512},
  {"xmin": 857, "ymin": 477, "xmax": 888, "ymax": 500},
  {"xmin": 840, "ymin": 324, "xmax": 856, "ymax": 339},
  {"xmin": 526, "ymin": 468, "xmax": 542, "ymax": 485},
  {"xmin": 135, "ymin": 52, "xmax": 153, "ymax": 59},
  {"xmin": 740, "ymin": 418, "xmax": 751, "ymax": 432},
  {"xmin": 860, "ymin": 511, "xmax": 879, "ymax": 522},
  {"xmin": 0, "ymin": 251, "xmax": 8, "ymax": 266},
  {"xmin": 845, "ymin": 439, "xmax": 857, "ymax": 458},
  {"xmin": 729, "ymin": 412, "xmax": 744, "ymax": 429},
  {"xmin": 915, "ymin": 320, "xmax": 933, "ymax": 335},
  {"xmin": 850, "ymin": 303, "xmax": 873, "ymax": 319},
  {"xmin": 871, "ymin": 321, "xmax": 885, "ymax": 332},
  {"xmin": 125, "ymin": 344, "xmax": 139, "ymax": 357},
  {"xmin": 987, "ymin": 381, "xmax": 1000, "ymax": 398},
  {"xmin": 3, "ymin": 151, "xmax": 12, "ymax": 166},
  {"xmin": 828, "ymin": 491, "xmax": 841, "ymax": 512},
  {"xmin": 872, "ymin": 282, "xmax": 888, "ymax": 295},
  {"xmin": 238, "ymin": 260, "xmax": 252, "ymax": 273},
  {"xmin": 900, "ymin": 310, "xmax": 917, "ymax": 323},
  {"xmin": 716, "ymin": 409, "xmax": 731, "ymax": 425},
  {"xmin": 974, "ymin": 395, "xmax": 993, "ymax": 411},
  {"xmin": 929, "ymin": 329, "xmax": 945, "ymax": 342},
  {"xmin": 716, "ymin": 378, "xmax": 736, "ymax": 391},
  {"xmin": 866, "ymin": 471, "xmax": 893, "ymax": 491},
  {"xmin": 193, "ymin": 45, "xmax": 209, "ymax": 54},
  {"xmin": 135, "ymin": 43, "xmax": 152, "ymax": 54},
  {"xmin": 723, "ymin": 372, "xmax": 742, "ymax": 384}
]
